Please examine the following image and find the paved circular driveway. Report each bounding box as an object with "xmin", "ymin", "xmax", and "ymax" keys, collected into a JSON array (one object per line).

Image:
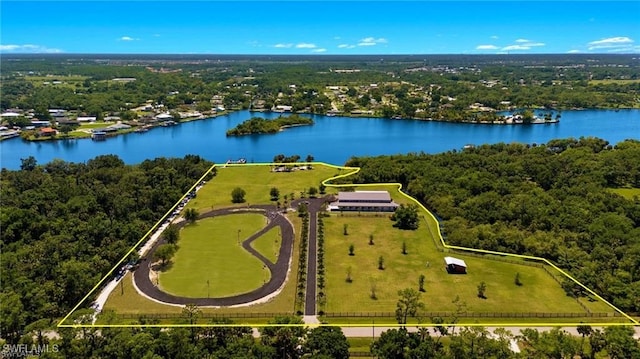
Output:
[{"xmin": 133, "ymin": 205, "xmax": 294, "ymax": 306}]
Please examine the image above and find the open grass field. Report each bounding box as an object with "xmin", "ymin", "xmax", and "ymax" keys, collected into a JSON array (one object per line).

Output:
[
  {"xmin": 158, "ymin": 214, "xmax": 270, "ymax": 298},
  {"xmin": 24, "ymin": 75, "xmax": 88, "ymax": 89},
  {"xmin": 322, "ymin": 182, "xmax": 615, "ymax": 317},
  {"xmin": 609, "ymin": 187, "xmax": 640, "ymax": 201},
  {"xmin": 251, "ymin": 226, "xmax": 281, "ymax": 264},
  {"xmin": 186, "ymin": 164, "xmax": 350, "ymax": 211}
]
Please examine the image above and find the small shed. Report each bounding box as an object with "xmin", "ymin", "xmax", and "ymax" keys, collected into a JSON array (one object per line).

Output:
[{"xmin": 444, "ymin": 256, "xmax": 467, "ymax": 274}]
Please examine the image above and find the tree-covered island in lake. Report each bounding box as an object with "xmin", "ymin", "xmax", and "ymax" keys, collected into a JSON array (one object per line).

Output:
[{"xmin": 226, "ymin": 114, "xmax": 314, "ymax": 136}]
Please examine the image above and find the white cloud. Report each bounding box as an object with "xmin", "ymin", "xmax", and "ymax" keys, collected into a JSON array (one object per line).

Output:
[
  {"xmin": 490, "ymin": 35, "xmax": 499, "ymax": 39},
  {"xmin": 296, "ymin": 43, "xmax": 317, "ymax": 49},
  {"xmin": 476, "ymin": 44, "xmax": 498, "ymax": 50},
  {"xmin": 333, "ymin": 36, "xmax": 341, "ymax": 40},
  {"xmin": 512, "ymin": 39, "xmax": 545, "ymax": 47},
  {"xmin": 119, "ymin": 36, "xmax": 136, "ymax": 41},
  {"xmin": 588, "ymin": 36, "xmax": 633, "ymax": 46},
  {"xmin": 502, "ymin": 45, "xmax": 531, "ymax": 51},
  {"xmin": 0, "ymin": 44, "xmax": 63, "ymax": 53},
  {"xmin": 587, "ymin": 36, "xmax": 634, "ymax": 51},
  {"xmin": 500, "ymin": 39, "xmax": 545, "ymax": 52},
  {"xmin": 567, "ymin": 49, "xmax": 581, "ymax": 53},
  {"xmin": 358, "ymin": 37, "xmax": 387, "ymax": 46},
  {"xmin": 274, "ymin": 43, "xmax": 293, "ymax": 48},
  {"xmin": 311, "ymin": 48, "xmax": 327, "ymax": 53}
]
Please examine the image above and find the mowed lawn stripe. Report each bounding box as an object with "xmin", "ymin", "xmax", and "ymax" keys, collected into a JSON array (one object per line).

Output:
[{"xmin": 159, "ymin": 214, "xmax": 270, "ymax": 298}]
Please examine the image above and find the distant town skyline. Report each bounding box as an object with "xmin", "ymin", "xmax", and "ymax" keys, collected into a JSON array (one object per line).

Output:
[{"xmin": 1, "ymin": 1, "xmax": 639, "ymax": 54}]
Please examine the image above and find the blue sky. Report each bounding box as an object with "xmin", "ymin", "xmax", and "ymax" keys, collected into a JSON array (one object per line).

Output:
[{"xmin": 1, "ymin": 1, "xmax": 639, "ymax": 54}]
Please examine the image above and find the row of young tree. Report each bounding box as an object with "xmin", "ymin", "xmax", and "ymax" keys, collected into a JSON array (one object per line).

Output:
[
  {"xmin": 0, "ymin": 154, "xmax": 214, "ymax": 343},
  {"xmin": 345, "ymin": 137, "xmax": 640, "ymax": 313}
]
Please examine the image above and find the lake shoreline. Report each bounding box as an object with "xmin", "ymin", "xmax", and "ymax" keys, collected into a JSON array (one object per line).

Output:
[{"xmin": 2, "ymin": 108, "xmax": 638, "ymax": 170}]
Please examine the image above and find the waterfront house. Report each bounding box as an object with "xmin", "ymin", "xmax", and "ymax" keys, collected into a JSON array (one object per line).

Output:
[
  {"xmin": 39, "ymin": 127, "xmax": 57, "ymax": 137},
  {"xmin": 274, "ymin": 105, "xmax": 293, "ymax": 112},
  {"xmin": 155, "ymin": 113, "xmax": 174, "ymax": 121}
]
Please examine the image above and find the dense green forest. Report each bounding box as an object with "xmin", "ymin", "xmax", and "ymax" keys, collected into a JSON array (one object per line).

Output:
[
  {"xmin": 226, "ymin": 115, "xmax": 313, "ymax": 136},
  {"xmin": 0, "ymin": 155, "xmax": 214, "ymax": 343},
  {"xmin": 346, "ymin": 137, "xmax": 640, "ymax": 313}
]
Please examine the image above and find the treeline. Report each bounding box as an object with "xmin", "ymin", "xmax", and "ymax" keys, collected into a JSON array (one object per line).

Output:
[
  {"xmin": 226, "ymin": 115, "xmax": 313, "ymax": 136},
  {"xmin": 0, "ymin": 155, "xmax": 214, "ymax": 343},
  {"xmin": 9, "ymin": 312, "xmax": 640, "ymax": 358},
  {"xmin": 346, "ymin": 137, "xmax": 640, "ymax": 312}
]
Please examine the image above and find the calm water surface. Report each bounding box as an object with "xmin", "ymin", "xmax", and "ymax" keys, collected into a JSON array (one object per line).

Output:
[{"xmin": 1, "ymin": 109, "xmax": 638, "ymax": 169}]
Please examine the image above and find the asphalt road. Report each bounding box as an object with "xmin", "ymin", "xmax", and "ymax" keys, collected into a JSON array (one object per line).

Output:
[{"xmin": 296, "ymin": 197, "xmax": 330, "ymax": 316}]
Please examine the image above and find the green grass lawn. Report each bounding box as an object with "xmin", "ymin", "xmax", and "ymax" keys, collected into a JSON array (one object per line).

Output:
[
  {"xmin": 609, "ymin": 187, "xmax": 640, "ymax": 201},
  {"xmin": 348, "ymin": 337, "xmax": 374, "ymax": 354},
  {"xmin": 159, "ymin": 214, "xmax": 271, "ymax": 298},
  {"xmin": 187, "ymin": 164, "xmax": 348, "ymax": 211},
  {"xmin": 251, "ymin": 226, "xmax": 281, "ymax": 264},
  {"xmin": 323, "ymin": 213, "xmax": 613, "ymax": 315}
]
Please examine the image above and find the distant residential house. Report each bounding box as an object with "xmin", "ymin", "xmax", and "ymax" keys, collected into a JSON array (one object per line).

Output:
[
  {"xmin": 444, "ymin": 257, "xmax": 467, "ymax": 274},
  {"xmin": 56, "ymin": 119, "xmax": 78, "ymax": 125},
  {"xmin": 155, "ymin": 113, "xmax": 174, "ymax": 121},
  {"xmin": 1, "ymin": 112, "xmax": 21, "ymax": 118},
  {"xmin": 106, "ymin": 123, "xmax": 131, "ymax": 131},
  {"xmin": 328, "ymin": 191, "xmax": 399, "ymax": 212},
  {"xmin": 274, "ymin": 105, "xmax": 292, "ymax": 112},
  {"xmin": 77, "ymin": 116, "xmax": 97, "ymax": 122},
  {"xmin": 31, "ymin": 120, "xmax": 51, "ymax": 127},
  {"xmin": 112, "ymin": 78, "xmax": 136, "ymax": 82},
  {"xmin": 39, "ymin": 127, "xmax": 57, "ymax": 137}
]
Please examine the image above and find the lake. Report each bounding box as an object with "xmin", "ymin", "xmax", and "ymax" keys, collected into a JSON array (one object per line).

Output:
[{"xmin": 1, "ymin": 109, "xmax": 638, "ymax": 170}]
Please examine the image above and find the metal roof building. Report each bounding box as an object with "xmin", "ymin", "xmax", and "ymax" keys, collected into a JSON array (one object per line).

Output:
[{"xmin": 328, "ymin": 191, "xmax": 399, "ymax": 212}]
